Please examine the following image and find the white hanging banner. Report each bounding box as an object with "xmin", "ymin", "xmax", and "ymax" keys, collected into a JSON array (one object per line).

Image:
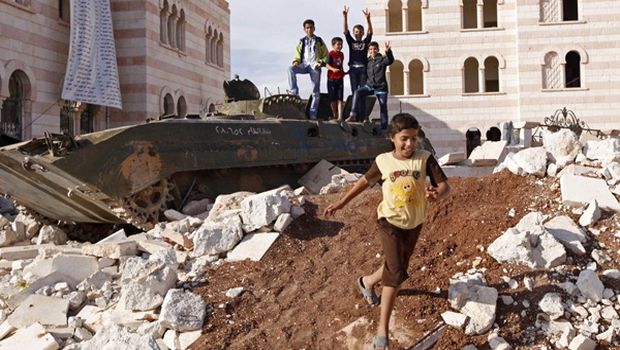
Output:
[{"xmin": 62, "ymin": 0, "xmax": 122, "ymax": 109}]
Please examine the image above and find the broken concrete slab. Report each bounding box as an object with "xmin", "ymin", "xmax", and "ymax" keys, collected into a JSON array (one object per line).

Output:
[
  {"xmin": 543, "ymin": 129, "xmax": 581, "ymax": 167},
  {"xmin": 206, "ymin": 192, "xmax": 254, "ymax": 223},
  {"xmin": 468, "ymin": 141, "xmax": 508, "ymax": 166},
  {"xmin": 51, "ymin": 254, "xmax": 98, "ymax": 283},
  {"xmin": 488, "ymin": 226, "xmax": 566, "ymax": 269},
  {"xmin": 273, "ymin": 213, "xmax": 293, "ymax": 232},
  {"xmin": 0, "ymin": 322, "xmax": 58, "ymax": 350},
  {"xmin": 544, "ymin": 216, "xmax": 588, "ymax": 256},
  {"xmin": 538, "ymin": 293, "xmax": 565, "ymax": 320},
  {"xmin": 7, "ymin": 294, "xmax": 69, "ymax": 328},
  {"xmin": 557, "ymin": 164, "xmax": 600, "ymax": 178},
  {"xmin": 64, "ymin": 324, "xmax": 159, "ymax": 350},
  {"xmin": 95, "ymin": 229, "xmax": 127, "ymax": 245},
  {"xmin": 438, "ymin": 152, "xmax": 466, "ymax": 166},
  {"xmin": 240, "ymin": 186, "xmax": 291, "ymax": 232},
  {"xmin": 298, "ymin": 159, "xmax": 349, "ymax": 194},
  {"xmin": 512, "ymin": 147, "xmax": 548, "ymax": 177},
  {"xmin": 161, "ymin": 230, "xmax": 193, "ymax": 250},
  {"xmin": 182, "ymin": 198, "xmax": 211, "ymax": 216},
  {"xmin": 192, "ymin": 214, "xmax": 244, "ymax": 256},
  {"xmin": 582, "ymin": 138, "xmax": 620, "ymax": 162},
  {"xmin": 35, "ymin": 225, "xmax": 67, "ymax": 245},
  {"xmin": 448, "ymin": 272, "xmax": 497, "ymax": 336},
  {"xmin": 576, "ymin": 270, "xmax": 604, "ymax": 302},
  {"xmin": 82, "ymin": 240, "xmax": 138, "ymax": 259},
  {"xmin": 227, "ymin": 232, "xmax": 280, "ymax": 262},
  {"xmin": 441, "ymin": 311, "xmax": 468, "ymax": 329},
  {"xmin": 560, "ymin": 174, "xmax": 620, "ymax": 212},
  {"xmin": 159, "ymin": 289, "xmax": 206, "ymax": 332}
]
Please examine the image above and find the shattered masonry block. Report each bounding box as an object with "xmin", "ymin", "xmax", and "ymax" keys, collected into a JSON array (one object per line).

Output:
[
  {"xmin": 576, "ymin": 270, "xmax": 604, "ymax": 302},
  {"xmin": 440, "ymin": 311, "xmax": 468, "ymax": 329},
  {"xmin": 538, "ymin": 293, "xmax": 564, "ymax": 320},
  {"xmin": 227, "ymin": 232, "xmax": 280, "ymax": 262},
  {"xmin": 159, "ymin": 289, "xmax": 206, "ymax": 332},
  {"xmin": 298, "ymin": 159, "xmax": 349, "ymax": 194},
  {"xmin": 81, "ymin": 240, "xmax": 138, "ymax": 259},
  {"xmin": 240, "ymin": 187, "xmax": 291, "ymax": 231},
  {"xmin": 468, "ymin": 141, "xmax": 508, "ymax": 166},
  {"xmin": 7, "ymin": 294, "xmax": 69, "ymax": 328},
  {"xmin": 0, "ymin": 323, "xmax": 58, "ymax": 350},
  {"xmin": 544, "ymin": 216, "xmax": 588, "ymax": 256},
  {"xmin": 438, "ymin": 152, "xmax": 466, "ymax": 166},
  {"xmin": 192, "ymin": 214, "xmax": 243, "ymax": 256},
  {"xmin": 560, "ymin": 174, "xmax": 620, "ymax": 212}
]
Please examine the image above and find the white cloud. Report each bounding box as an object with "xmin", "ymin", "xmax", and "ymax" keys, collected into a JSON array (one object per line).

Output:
[{"xmin": 229, "ymin": 1, "xmax": 373, "ymax": 97}]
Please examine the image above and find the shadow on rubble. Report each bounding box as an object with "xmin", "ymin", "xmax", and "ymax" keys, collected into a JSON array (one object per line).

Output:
[{"xmin": 283, "ymin": 202, "xmax": 345, "ymax": 240}]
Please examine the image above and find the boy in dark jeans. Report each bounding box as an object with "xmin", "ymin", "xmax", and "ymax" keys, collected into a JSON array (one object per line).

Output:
[
  {"xmin": 347, "ymin": 41, "xmax": 394, "ymax": 130},
  {"xmin": 326, "ymin": 37, "xmax": 345, "ymax": 120},
  {"xmin": 343, "ymin": 6, "xmax": 373, "ymax": 95}
]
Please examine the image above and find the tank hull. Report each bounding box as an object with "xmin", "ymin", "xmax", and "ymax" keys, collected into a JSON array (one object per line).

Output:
[{"xmin": 0, "ymin": 118, "xmax": 390, "ymax": 224}]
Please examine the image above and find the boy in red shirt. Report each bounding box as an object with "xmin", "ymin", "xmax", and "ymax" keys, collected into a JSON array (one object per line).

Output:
[{"xmin": 326, "ymin": 37, "xmax": 345, "ymax": 120}]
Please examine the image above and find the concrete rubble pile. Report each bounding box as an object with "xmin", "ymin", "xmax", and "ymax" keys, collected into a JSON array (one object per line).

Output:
[
  {"xmin": 446, "ymin": 129, "xmax": 620, "ymax": 350},
  {"xmin": 0, "ymin": 184, "xmax": 307, "ymax": 349}
]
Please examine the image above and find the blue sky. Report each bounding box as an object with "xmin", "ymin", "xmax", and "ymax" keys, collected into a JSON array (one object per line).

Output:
[{"xmin": 229, "ymin": 1, "xmax": 373, "ymax": 97}]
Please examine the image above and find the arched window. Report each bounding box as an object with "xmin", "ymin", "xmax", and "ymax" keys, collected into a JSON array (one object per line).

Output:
[
  {"xmin": 177, "ymin": 96, "xmax": 187, "ymax": 117},
  {"xmin": 1, "ymin": 71, "xmax": 28, "ymax": 140},
  {"xmin": 462, "ymin": 0, "xmax": 477, "ymax": 29},
  {"xmin": 484, "ymin": 56, "xmax": 499, "ymax": 92},
  {"xmin": 483, "ymin": 0, "xmax": 498, "ymax": 27},
  {"xmin": 387, "ymin": 0, "xmax": 403, "ymax": 32},
  {"xmin": 205, "ymin": 26, "xmax": 212, "ymax": 63},
  {"xmin": 542, "ymin": 52, "xmax": 562, "ymax": 89},
  {"xmin": 208, "ymin": 103, "xmax": 216, "ymax": 113},
  {"xmin": 409, "ymin": 59, "xmax": 424, "ymax": 95},
  {"xmin": 407, "ymin": 0, "xmax": 423, "ymax": 31},
  {"xmin": 167, "ymin": 5, "xmax": 177, "ymax": 48},
  {"xmin": 389, "ymin": 60, "xmax": 404, "ymax": 95},
  {"xmin": 565, "ymin": 51, "xmax": 581, "ymax": 88},
  {"xmin": 160, "ymin": 0, "xmax": 169, "ymax": 44},
  {"xmin": 59, "ymin": 0, "xmax": 70, "ymax": 22},
  {"xmin": 563, "ymin": 0, "xmax": 578, "ymax": 21},
  {"xmin": 80, "ymin": 104, "xmax": 95, "ymax": 134},
  {"xmin": 211, "ymin": 30, "xmax": 218, "ymax": 64},
  {"xmin": 217, "ymin": 33, "xmax": 224, "ymax": 67},
  {"xmin": 463, "ymin": 57, "xmax": 479, "ymax": 93},
  {"xmin": 164, "ymin": 94, "xmax": 174, "ymax": 116},
  {"xmin": 176, "ymin": 10, "xmax": 185, "ymax": 51}
]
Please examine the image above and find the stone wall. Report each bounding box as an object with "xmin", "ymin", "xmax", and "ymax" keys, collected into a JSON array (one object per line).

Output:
[{"xmin": 364, "ymin": 0, "xmax": 620, "ymax": 156}]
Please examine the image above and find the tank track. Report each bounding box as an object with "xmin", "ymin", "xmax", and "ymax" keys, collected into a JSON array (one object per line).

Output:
[{"xmin": 110, "ymin": 179, "xmax": 175, "ymax": 230}]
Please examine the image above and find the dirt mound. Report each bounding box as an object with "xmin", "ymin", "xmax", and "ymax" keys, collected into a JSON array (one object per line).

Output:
[{"xmin": 190, "ymin": 171, "xmax": 619, "ymax": 349}]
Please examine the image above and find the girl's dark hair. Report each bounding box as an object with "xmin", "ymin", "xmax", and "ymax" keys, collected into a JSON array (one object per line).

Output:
[{"xmin": 388, "ymin": 113, "xmax": 419, "ymax": 138}]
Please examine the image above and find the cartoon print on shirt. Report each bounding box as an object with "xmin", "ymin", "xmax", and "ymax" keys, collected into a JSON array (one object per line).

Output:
[{"xmin": 390, "ymin": 175, "xmax": 417, "ymax": 207}]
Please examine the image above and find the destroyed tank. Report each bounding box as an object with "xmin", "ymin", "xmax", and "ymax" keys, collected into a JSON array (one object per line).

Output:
[{"xmin": 0, "ymin": 78, "xmax": 391, "ymax": 228}]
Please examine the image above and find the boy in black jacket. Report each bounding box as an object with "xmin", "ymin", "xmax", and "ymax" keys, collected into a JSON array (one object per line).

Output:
[{"xmin": 347, "ymin": 41, "xmax": 394, "ymax": 130}]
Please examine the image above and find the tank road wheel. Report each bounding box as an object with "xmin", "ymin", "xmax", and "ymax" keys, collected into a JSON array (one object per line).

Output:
[{"xmin": 111, "ymin": 179, "xmax": 175, "ymax": 230}]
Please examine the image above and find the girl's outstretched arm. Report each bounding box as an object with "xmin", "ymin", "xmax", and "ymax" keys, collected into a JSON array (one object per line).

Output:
[{"xmin": 323, "ymin": 176, "xmax": 370, "ymax": 216}]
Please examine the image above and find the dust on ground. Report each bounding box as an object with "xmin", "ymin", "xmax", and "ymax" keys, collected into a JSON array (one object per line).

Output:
[{"xmin": 190, "ymin": 171, "xmax": 620, "ymax": 350}]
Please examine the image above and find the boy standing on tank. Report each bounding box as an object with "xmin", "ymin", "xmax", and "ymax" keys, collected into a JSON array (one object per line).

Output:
[
  {"xmin": 347, "ymin": 41, "xmax": 394, "ymax": 130},
  {"xmin": 343, "ymin": 6, "xmax": 373, "ymax": 95},
  {"xmin": 326, "ymin": 37, "xmax": 346, "ymax": 120},
  {"xmin": 287, "ymin": 19, "xmax": 328, "ymax": 120}
]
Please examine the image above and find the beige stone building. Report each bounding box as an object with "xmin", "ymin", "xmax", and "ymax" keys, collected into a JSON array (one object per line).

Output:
[
  {"xmin": 0, "ymin": 0, "xmax": 230, "ymax": 141},
  {"xmin": 365, "ymin": 0, "xmax": 620, "ymax": 155}
]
